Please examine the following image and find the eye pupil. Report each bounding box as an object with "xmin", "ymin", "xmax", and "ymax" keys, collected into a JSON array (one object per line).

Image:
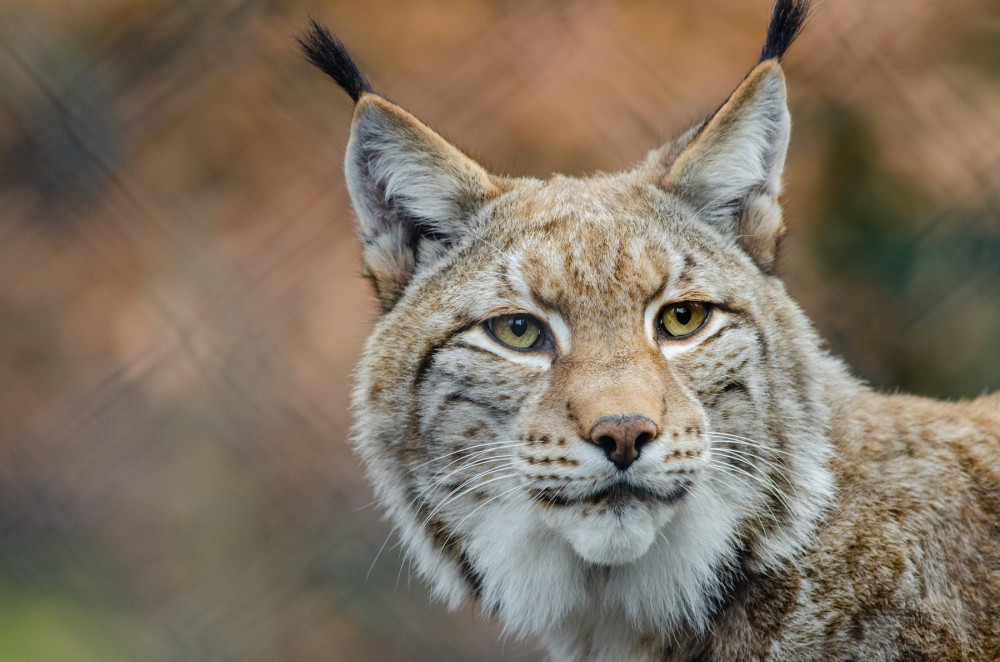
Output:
[
  {"xmin": 508, "ymin": 317, "xmax": 528, "ymax": 337},
  {"xmin": 674, "ymin": 306, "xmax": 691, "ymax": 325}
]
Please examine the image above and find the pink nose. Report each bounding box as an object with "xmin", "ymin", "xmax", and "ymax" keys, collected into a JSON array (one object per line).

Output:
[{"xmin": 589, "ymin": 414, "xmax": 658, "ymax": 470}]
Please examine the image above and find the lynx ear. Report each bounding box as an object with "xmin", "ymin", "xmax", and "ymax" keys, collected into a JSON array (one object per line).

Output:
[
  {"xmin": 662, "ymin": 60, "xmax": 791, "ymax": 271},
  {"xmin": 300, "ymin": 21, "xmax": 500, "ymax": 311},
  {"xmin": 346, "ymin": 95, "xmax": 501, "ymax": 311}
]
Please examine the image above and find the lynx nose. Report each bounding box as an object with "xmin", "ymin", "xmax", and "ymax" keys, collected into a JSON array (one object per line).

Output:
[{"xmin": 589, "ymin": 414, "xmax": 658, "ymax": 471}]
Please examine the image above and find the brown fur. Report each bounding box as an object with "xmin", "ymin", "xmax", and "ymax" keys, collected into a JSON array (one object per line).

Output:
[{"xmin": 660, "ymin": 393, "xmax": 1000, "ymax": 660}]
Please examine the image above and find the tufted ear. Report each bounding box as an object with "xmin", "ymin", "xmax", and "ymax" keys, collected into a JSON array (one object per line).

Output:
[
  {"xmin": 346, "ymin": 95, "xmax": 502, "ymax": 311},
  {"xmin": 300, "ymin": 20, "xmax": 501, "ymax": 312},
  {"xmin": 662, "ymin": 60, "xmax": 791, "ymax": 271}
]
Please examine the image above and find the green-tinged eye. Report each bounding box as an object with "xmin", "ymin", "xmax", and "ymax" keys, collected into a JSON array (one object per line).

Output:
[
  {"xmin": 488, "ymin": 314, "xmax": 543, "ymax": 350},
  {"xmin": 659, "ymin": 302, "xmax": 710, "ymax": 338}
]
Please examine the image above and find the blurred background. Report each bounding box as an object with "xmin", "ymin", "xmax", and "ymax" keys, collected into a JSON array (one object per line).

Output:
[{"xmin": 0, "ymin": 0, "xmax": 997, "ymax": 659}]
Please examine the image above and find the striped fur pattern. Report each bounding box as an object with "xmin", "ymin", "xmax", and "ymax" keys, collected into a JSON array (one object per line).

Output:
[{"xmin": 310, "ymin": 1, "xmax": 1000, "ymax": 659}]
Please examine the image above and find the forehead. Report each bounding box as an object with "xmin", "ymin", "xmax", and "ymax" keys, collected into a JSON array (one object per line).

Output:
[{"xmin": 484, "ymin": 175, "xmax": 714, "ymax": 315}]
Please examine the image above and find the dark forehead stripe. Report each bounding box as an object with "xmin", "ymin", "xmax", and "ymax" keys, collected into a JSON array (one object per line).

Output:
[{"xmin": 670, "ymin": 251, "xmax": 703, "ymax": 285}]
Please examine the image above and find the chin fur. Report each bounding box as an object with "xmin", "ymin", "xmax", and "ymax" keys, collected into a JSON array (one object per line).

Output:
[
  {"xmin": 541, "ymin": 496, "xmax": 677, "ymax": 566},
  {"xmin": 405, "ymin": 480, "xmax": 745, "ymax": 639}
]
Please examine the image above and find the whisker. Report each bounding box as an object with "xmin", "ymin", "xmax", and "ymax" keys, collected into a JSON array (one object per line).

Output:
[
  {"xmin": 419, "ymin": 466, "xmax": 521, "ymax": 531},
  {"xmin": 708, "ymin": 432, "xmax": 797, "ymax": 457},
  {"xmin": 352, "ymin": 499, "xmax": 378, "ymax": 513},
  {"xmin": 703, "ymin": 469, "xmax": 775, "ymax": 533},
  {"xmin": 709, "ymin": 446, "xmax": 811, "ymax": 487},
  {"xmin": 404, "ymin": 449, "xmax": 519, "ymax": 514},
  {"xmin": 426, "ymin": 453, "xmax": 515, "ymax": 491},
  {"xmin": 396, "ymin": 548, "xmax": 410, "ymax": 591},
  {"xmin": 365, "ymin": 523, "xmax": 401, "ymax": 583},
  {"xmin": 407, "ymin": 440, "xmax": 523, "ymax": 474},
  {"xmin": 710, "ymin": 458, "xmax": 798, "ymax": 512},
  {"xmin": 709, "ymin": 453, "xmax": 809, "ymax": 507},
  {"xmin": 705, "ymin": 458, "xmax": 797, "ymax": 523},
  {"xmin": 437, "ymin": 481, "xmax": 526, "ymax": 554}
]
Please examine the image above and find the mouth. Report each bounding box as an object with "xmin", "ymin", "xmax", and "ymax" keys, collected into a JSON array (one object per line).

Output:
[{"xmin": 531, "ymin": 479, "xmax": 692, "ymax": 510}]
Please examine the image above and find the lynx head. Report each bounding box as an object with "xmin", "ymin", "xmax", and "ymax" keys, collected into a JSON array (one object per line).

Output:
[{"xmin": 304, "ymin": 0, "xmax": 842, "ymax": 641}]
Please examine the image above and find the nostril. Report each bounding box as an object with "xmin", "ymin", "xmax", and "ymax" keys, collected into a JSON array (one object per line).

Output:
[
  {"xmin": 635, "ymin": 431, "xmax": 653, "ymax": 448},
  {"xmin": 597, "ymin": 435, "xmax": 617, "ymax": 454}
]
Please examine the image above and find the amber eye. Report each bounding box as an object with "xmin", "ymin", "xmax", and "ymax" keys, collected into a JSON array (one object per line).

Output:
[
  {"xmin": 487, "ymin": 314, "xmax": 544, "ymax": 350},
  {"xmin": 659, "ymin": 302, "xmax": 710, "ymax": 338}
]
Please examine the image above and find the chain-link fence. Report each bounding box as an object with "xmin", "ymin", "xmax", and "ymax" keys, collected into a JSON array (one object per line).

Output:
[{"xmin": 0, "ymin": 0, "xmax": 997, "ymax": 659}]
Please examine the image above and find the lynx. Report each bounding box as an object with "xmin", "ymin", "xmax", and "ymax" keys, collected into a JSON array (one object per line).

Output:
[{"xmin": 301, "ymin": 1, "xmax": 1000, "ymax": 659}]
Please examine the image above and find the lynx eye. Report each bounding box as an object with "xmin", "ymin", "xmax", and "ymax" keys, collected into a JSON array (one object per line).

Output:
[
  {"xmin": 659, "ymin": 302, "xmax": 710, "ymax": 339},
  {"xmin": 487, "ymin": 314, "xmax": 544, "ymax": 350}
]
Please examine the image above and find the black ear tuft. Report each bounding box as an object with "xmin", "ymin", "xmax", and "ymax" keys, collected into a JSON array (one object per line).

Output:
[
  {"xmin": 299, "ymin": 18, "xmax": 374, "ymax": 102},
  {"xmin": 759, "ymin": 0, "xmax": 811, "ymax": 63}
]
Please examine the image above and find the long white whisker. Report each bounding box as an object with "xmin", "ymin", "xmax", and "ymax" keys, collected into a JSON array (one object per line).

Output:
[
  {"xmin": 407, "ymin": 440, "xmax": 523, "ymax": 473},
  {"xmin": 699, "ymin": 475, "xmax": 790, "ymax": 560},
  {"xmin": 703, "ymin": 469, "xmax": 775, "ymax": 533},
  {"xmin": 708, "ymin": 432, "xmax": 797, "ymax": 457},
  {"xmin": 403, "ymin": 447, "xmax": 520, "ymax": 516},
  {"xmin": 365, "ymin": 523, "xmax": 401, "ymax": 583},
  {"xmin": 709, "ymin": 448, "xmax": 809, "ymax": 503},
  {"xmin": 709, "ymin": 446, "xmax": 810, "ymax": 488},
  {"xmin": 436, "ymin": 482, "xmax": 526, "ymax": 555},
  {"xmin": 426, "ymin": 453, "xmax": 515, "ymax": 491},
  {"xmin": 419, "ymin": 466, "xmax": 521, "ymax": 530},
  {"xmin": 424, "ymin": 463, "xmax": 513, "ymax": 513},
  {"xmin": 705, "ymin": 458, "xmax": 794, "ymax": 518}
]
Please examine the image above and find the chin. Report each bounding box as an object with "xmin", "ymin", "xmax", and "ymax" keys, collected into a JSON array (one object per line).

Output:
[{"xmin": 541, "ymin": 492, "xmax": 681, "ymax": 566}]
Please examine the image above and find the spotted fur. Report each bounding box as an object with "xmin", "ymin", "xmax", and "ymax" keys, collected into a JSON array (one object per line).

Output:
[{"xmin": 307, "ymin": 1, "xmax": 1000, "ymax": 659}]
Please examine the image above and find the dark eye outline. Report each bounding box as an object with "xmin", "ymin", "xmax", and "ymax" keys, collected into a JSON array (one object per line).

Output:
[
  {"xmin": 484, "ymin": 313, "xmax": 551, "ymax": 352},
  {"xmin": 657, "ymin": 301, "xmax": 712, "ymax": 340}
]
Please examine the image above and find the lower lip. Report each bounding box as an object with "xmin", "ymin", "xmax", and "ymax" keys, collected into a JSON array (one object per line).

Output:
[{"xmin": 532, "ymin": 480, "xmax": 691, "ymax": 508}]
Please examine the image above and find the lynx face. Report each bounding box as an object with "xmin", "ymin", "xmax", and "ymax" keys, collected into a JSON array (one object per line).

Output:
[{"xmin": 366, "ymin": 172, "xmax": 814, "ymax": 570}]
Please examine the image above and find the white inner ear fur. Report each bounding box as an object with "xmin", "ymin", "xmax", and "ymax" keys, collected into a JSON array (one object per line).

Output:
[
  {"xmin": 345, "ymin": 95, "xmax": 498, "ymax": 239},
  {"xmin": 664, "ymin": 61, "xmax": 790, "ymax": 228},
  {"xmin": 343, "ymin": 94, "xmax": 502, "ymax": 309}
]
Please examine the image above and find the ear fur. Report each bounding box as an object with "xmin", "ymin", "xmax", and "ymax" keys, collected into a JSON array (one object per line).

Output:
[
  {"xmin": 662, "ymin": 60, "xmax": 791, "ymax": 271},
  {"xmin": 346, "ymin": 95, "xmax": 501, "ymax": 311}
]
